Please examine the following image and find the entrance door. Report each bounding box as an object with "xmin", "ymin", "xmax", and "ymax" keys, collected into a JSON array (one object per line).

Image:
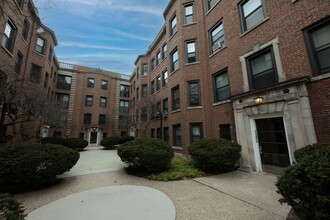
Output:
[
  {"xmin": 90, "ymin": 132, "xmax": 97, "ymax": 144},
  {"xmin": 256, "ymin": 117, "xmax": 290, "ymax": 174}
]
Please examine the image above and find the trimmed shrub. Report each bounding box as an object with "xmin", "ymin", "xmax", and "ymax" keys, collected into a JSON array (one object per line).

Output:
[
  {"xmin": 117, "ymin": 138, "xmax": 174, "ymax": 173},
  {"xmin": 188, "ymin": 139, "xmax": 241, "ymax": 172},
  {"xmin": 0, "ymin": 144, "xmax": 80, "ymax": 193},
  {"xmin": 101, "ymin": 136, "xmax": 134, "ymax": 149},
  {"xmin": 42, "ymin": 137, "xmax": 88, "ymax": 150},
  {"xmin": 0, "ymin": 194, "xmax": 26, "ymax": 220},
  {"xmin": 62, "ymin": 138, "xmax": 88, "ymax": 150},
  {"xmin": 276, "ymin": 143, "xmax": 330, "ymax": 220}
]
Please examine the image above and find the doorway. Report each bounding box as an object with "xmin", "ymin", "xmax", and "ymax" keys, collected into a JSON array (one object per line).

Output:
[
  {"xmin": 90, "ymin": 132, "xmax": 97, "ymax": 144},
  {"xmin": 255, "ymin": 117, "xmax": 290, "ymax": 174}
]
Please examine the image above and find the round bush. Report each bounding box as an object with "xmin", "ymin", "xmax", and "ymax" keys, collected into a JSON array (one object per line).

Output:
[
  {"xmin": 63, "ymin": 138, "xmax": 88, "ymax": 150},
  {"xmin": 276, "ymin": 143, "xmax": 330, "ymax": 220},
  {"xmin": 101, "ymin": 136, "xmax": 134, "ymax": 149},
  {"xmin": 42, "ymin": 137, "xmax": 88, "ymax": 150},
  {"xmin": 0, "ymin": 144, "xmax": 80, "ymax": 193},
  {"xmin": 188, "ymin": 139, "xmax": 241, "ymax": 172},
  {"xmin": 0, "ymin": 194, "xmax": 26, "ymax": 220},
  {"xmin": 117, "ymin": 138, "xmax": 174, "ymax": 173}
]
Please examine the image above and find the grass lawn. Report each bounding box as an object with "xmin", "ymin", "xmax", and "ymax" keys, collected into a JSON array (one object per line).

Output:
[{"xmin": 147, "ymin": 155, "xmax": 206, "ymax": 181}]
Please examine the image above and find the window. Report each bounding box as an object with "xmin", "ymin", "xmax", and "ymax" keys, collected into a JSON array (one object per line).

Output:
[
  {"xmin": 86, "ymin": 96, "xmax": 93, "ymax": 106},
  {"xmin": 247, "ymin": 47, "xmax": 278, "ymax": 90},
  {"xmin": 171, "ymin": 49, "xmax": 179, "ymax": 72},
  {"xmin": 57, "ymin": 75, "xmax": 72, "ymax": 90},
  {"xmin": 210, "ymin": 22, "xmax": 225, "ymax": 54},
  {"xmin": 156, "ymin": 51, "xmax": 161, "ymax": 65},
  {"xmin": 151, "ymin": 104, "xmax": 156, "ymax": 119},
  {"xmin": 119, "ymin": 116, "xmax": 129, "ymax": 129},
  {"xmin": 303, "ymin": 17, "xmax": 330, "ymax": 76},
  {"xmin": 120, "ymin": 84, "xmax": 130, "ymax": 97},
  {"xmin": 120, "ymin": 100, "xmax": 129, "ymax": 113},
  {"xmin": 142, "ymin": 84, "xmax": 148, "ymax": 97},
  {"xmin": 184, "ymin": 3, "xmax": 194, "ymax": 24},
  {"xmin": 188, "ymin": 81, "xmax": 201, "ymax": 106},
  {"xmin": 156, "ymin": 101, "xmax": 161, "ymax": 113},
  {"xmin": 151, "ymin": 80, "xmax": 155, "ymax": 95},
  {"xmin": 22, "ymin": 19, "xmax": 29, "ymax": 40},
  {"xmin": 151, "ymin": 129, "xmax": 155, "ymax": 138},
  {"xmin": 239, "ymin": 0, "xmax": 266, "ymax": 32},
  {"xmin": 35, "ymin": 37, "xmax": 46, "ymax": 54},
  {"xmin": 190, "ymin": 123, "xmax": 203, "ymax": 143},
  {"xmin": 100, "ymin": 80, "xmax": 108, "ymax": 90},
  {"xmin": 48, "ymin": 47, "xmax": 53, "ymax": 62},
  {"xmin": 220, "ymin": 124, "xmax": 231, "ymax": 140},
  {"xmin": 162, "ymin": 43, "xmax": 167, "ymax": 59},
  {"xmin": 163, "ymin": 98, "xmax": 168, "ymax": 113},
  {"xmin": 213, "ymin": 70, "xmax": 231, "ymax": 102},
  {"xmin": 136, "ymin": 67, "xmax": 140, "ymax": 80},
  {"xmin": 44, "ymin": 72, "xmax": 49, "ymax": 89},
  {"xmin": 56, "ymin": 93, "xmax": 69, "ymax": 108},
  {"xmin": 83, "ymin": 114, "xmax": 92, "ymax": 124},
  {"xmin": 156, "ymin": 75, "xmax": 161, "ymax": 91},
  {"xmin": 100, "ymin": 97, "xmax": 107, "ymax": 107},
  {"xmin": 14, "ymin": 52, "xmax": 23, "ymax": 75},
  {"xmin": 2, "ymin": 19, "xmax": 17, "ymax": 53},
  {"xmin": 142, "ymin": 64, "xmax": 148, "ymax": 76},
  {"xmin": 151, "ymin": 58, "xmax": 155, "ymax": 71},
  {"xmin": 163, "ymin": 127, "xmax": 169, "ymax": 143},
  {"xmin": 157, "ymin": 128, "xmax": 161, "ymax": 139},
  {"xmin": 206, "ymin": 0, "xmax": 219, "ymax": 11},
  {"xmin": 29, "ymin": 64, "xmax": 42, "ymax": 84},
  {"xmin": 87, "ymin": 78, "xmax": 95, "ymax": 88},
  {"xmin": 141, "ymin": 107, "xmax": 147, "ymax": 121},
  {"xmin": 170, "ymin": 14, "xmax": 177, "ymax": 36},
  {"xmin": 162, "ymin": 70, "xmax": 168, "ymax": 87},
  {"xmin": 173, "ymin": 124, "xmax": 182, "ymax": 147},
  {"xmin": 172, "ymin": 86, "xmax": 180, "ymax": 111},
  {"xmin": 136, "ymin": 87, "xmax": 139, "ymax": 99},
  {"xmin": 186, "ymin": 41, "xmax": 197, "ymax": 63},
  {"xmin": 99, "ymin": 114, "xmax": 106, "ymax": 125}
]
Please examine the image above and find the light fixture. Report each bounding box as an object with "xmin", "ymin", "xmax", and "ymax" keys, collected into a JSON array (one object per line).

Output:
[{"xmin": 254, "ymin": 96, "xmax": 264, "ymax": 104}]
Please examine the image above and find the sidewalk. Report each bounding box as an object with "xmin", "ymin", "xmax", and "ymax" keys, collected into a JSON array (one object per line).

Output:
[{"xmin": 15, "ymin": 146, "xmax": 290, "ymax": 220}]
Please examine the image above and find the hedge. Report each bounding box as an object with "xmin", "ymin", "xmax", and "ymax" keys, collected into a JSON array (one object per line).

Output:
[
  {"xmin": 117, "ymin": 138, "xmax": 174, "ymax": 173},
  {"xmin": 101, "ymin": 136, "xmax": 135, "ymax": 149},
  {"xmin": 0, "ymin": 144, "xmax": 80, "ymax": 193},
  {"xmin": 188, "ymin": 139, "xmax": 241, "ymax": 172},
  {"xmin": 276, "ymin": 143, "xmax": 330, "ymax": 220},
  {"xmin": 0, "ymin": 194, "xmax": 26, "ymax": 220},
  {"xmin": 42, "ymin": 137, "xmax": 88, "ymax": 150}
]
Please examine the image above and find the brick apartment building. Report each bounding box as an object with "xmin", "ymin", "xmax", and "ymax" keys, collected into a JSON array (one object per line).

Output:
[
  {"xmin": 0, "ymin": 0, "xmax": 130, "ymax": 145},
  {"xmin": 130, "ymin": 0, "xmax": 330, "ymax": 173},
  {"xmin": 56, "ymin": 63, "xmax": 130, "ymax": 146},
  {"xmin": 0, "ymin": 0, "xmax": 59, "ymax": 144}
]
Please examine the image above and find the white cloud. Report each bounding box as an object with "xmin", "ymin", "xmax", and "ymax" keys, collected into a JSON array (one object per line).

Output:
[{"xmin": 60, "ymin": 42, "xmax": 136, "ymax": 51}]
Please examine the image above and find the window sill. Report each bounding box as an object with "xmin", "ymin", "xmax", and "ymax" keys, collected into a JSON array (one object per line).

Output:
[
  {"xmin": 311, "ymin": 72, "xmax": 330, "ymax": 82},
  {"xmin": 21, "ymin": 36, "xmax": 28, "ymax": 45},
  {"xmin": 187, "ymin": 106, "xmax": 202, "ymax": 110},
  {"xmin": 168, "ymin": 31, "xmax": 177, "ymax": 42},
  {"xmin": 240, "ymin": 17, "xmax": 269, "ymax": 38},
  {"xmin": 1, "ymin": 46, "xmax": 14, "ymax": 57},
  {"xmin": 34, "ymin": 51, "xmax": 46, "ymax": 57},
  {"xmin": 185, "ymin": 61, "xmax": 200, "ymax": 66},
  {"xmin": 205, "ymin": 0, "xmax": 221, "ymax": 16},
  {"xmin": 183, "ymin": 22, "xmax": 197, "ymax": 27},
  {"xmin": 209, "ymin": 45, "xmax": 227, "ymax": 58},
  {"xmin": 171, "ymin": 109, "xmax": 181, "ymax": 114},
  {"xmin": 170, "ymin": 68, "xmax": 179, "ymax": 76},
  {"xmin": 213, "ymin": 99, "xmax": 231, "ymax": 106}
]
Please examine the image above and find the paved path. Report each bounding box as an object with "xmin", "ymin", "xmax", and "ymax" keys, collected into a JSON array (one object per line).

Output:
[{"xmin": 15, "ymin": 146, "xmax": 291, "ymax": 220}]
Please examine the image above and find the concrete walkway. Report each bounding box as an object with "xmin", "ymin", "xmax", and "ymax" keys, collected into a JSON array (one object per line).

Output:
[{"xmin": 15, "ymin": 146, "xmax": 291, "ymax": 220}]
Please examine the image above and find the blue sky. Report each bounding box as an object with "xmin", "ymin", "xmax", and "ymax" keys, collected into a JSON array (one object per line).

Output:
[{"xmin": 34, "ymin": 0, "xmax": 170, "ymax": 75}]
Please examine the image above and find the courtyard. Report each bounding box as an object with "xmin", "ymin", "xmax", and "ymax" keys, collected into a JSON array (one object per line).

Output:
[{"xmin": 14, "ymin": 146, "xmax": 291, "ymax": 220}]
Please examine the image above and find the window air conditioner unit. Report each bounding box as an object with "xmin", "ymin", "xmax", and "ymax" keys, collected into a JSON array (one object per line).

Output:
[{"xmin": 212, "ymin": 41, "xmax": 222, "ymax": 52}]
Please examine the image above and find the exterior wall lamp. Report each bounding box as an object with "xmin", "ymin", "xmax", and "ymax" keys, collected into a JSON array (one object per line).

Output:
[{"xmin": 254, "ymin": 96, "xmax": 264, "ymax": 104}]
